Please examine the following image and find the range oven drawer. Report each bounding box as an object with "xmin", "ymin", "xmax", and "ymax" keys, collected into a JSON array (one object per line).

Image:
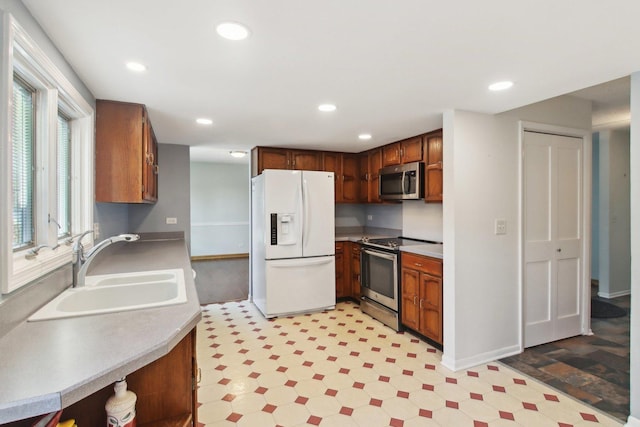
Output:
[{"xmin": 360, "ymin": 297, "xmax": 400, "ymax": 331}]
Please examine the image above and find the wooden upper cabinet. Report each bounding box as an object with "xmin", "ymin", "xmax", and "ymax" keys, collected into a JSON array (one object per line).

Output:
[
  {"xmin": 382, "ymin": 136, "xmax": 423, "ymax": 167},
  {"xmin": 382, "ymin": 142, "xmax": 401, "ymax": 167},
  {"xmin": 291, "ymin": 150, "xmax": 321, "ymax": 171},
  {"xmin": 424, "ymin": 130, "xmax": 443, "ymax": 203},
  {"xmin": 341, "ymin": 154, "xmax": 359, "ymax": 203},
  {"xmin": 322, "ymin": 152, "xmax": 341, "ymax": 202},
  {"xmin": 321, "ymin": 152, "xmax": 359, "ymax": 203},
  {"xmin": 358, "ymin": 154, "xmax": 369, "ymax": 202},
  {"xmin": 95, "ymin": 100, "xmax": 158, "ymax": 203},
  {"xmin": 401, "ymin": 136, "xmax": 424, "ymax": 163},
  {"xmin": 368, "ymin": 149, "xmax": 383, "ymax": 203},
  {"xmin": 251, "ymin": 147, "xmax": 320, "ymax": 176}
]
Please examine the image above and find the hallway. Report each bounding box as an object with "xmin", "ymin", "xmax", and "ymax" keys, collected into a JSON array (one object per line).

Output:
[{"xmin": 500, "ymin": 293, "xmax": 630, "ymax": 421}]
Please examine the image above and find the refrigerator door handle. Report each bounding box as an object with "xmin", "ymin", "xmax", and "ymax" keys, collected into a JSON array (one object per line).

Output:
[
  {"xmin": 271, "ymin": 257, "xmax": 334, "ymax": 268},
  {"xmin": 302, "ymin": 177, "xmax": 310, "ymax": 248}
]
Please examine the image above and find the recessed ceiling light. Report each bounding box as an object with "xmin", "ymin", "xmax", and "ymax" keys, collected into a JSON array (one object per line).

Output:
[
  {"xmin": 216, "ymin": 22, "xmax": 250, "ymax": 41},
  {"xmin": 318, "ymin": 104, "xmax": 337, "ymax": 112},
  {"xmin": 126, "ymin": 62, "xmax": 147, "ymax": 72},
  {"xmin": 230, "ymin": 151, "xmax": 247, "ymax": 158},
  {"xmin": 196, "ymin": 118, "xmax": 213, "ymax": 125},
  {"xmin": 488, "ymin": 80, "xmax": 514, "ymax": 91},
  {"xmin": 358, "ymin": 134, "xmax": 372, "ymax": 140}
]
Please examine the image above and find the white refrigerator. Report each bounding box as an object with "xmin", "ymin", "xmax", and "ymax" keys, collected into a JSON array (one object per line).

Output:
[{"xmin": 251, "ymin": 169, "xmax": 336, "ymax": 318}]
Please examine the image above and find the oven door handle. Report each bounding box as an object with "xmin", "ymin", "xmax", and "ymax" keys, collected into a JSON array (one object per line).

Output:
[{"xmin": 362, "ymin": 249, "xmax": 397, "ymax": 261}]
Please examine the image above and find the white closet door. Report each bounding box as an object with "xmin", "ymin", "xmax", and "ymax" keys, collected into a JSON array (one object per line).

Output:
[{"xmin": 524, "ymin": 131, "xmax": 583, "ymax": 348}]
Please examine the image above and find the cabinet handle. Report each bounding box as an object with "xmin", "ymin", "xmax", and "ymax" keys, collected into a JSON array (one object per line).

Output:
[
  {"xmin": 400, "ymin": 148, "xmax": 404, "ymax": 158},
  {"xmin": 197, "ymin": 367, "xmax": 202, "ymax": 384},
  {"xmin": 413, "ymin": 296, "xmax": 418, "ymax": 306},
  {"xmin": 154, "ymin": 165, "xmax": 159, "ymax": 175},
  {"xmin": 419, "ymin": 299, "xmax": 424, "ymax": 309}
]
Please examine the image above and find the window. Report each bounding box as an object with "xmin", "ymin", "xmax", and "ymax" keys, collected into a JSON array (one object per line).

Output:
[
  {"xmin": 57, "ymin": 112, "xmax": 71, "ymax": 238},
  {"xmin": 11, "ymin": 77, "xmax": 35, "ymax": 250},
  {"xmin": 1, "ymin": 12, "xmax": 94, "ymax": 294}
]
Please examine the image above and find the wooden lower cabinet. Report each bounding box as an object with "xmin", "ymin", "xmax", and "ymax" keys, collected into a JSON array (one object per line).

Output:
[
  {"xmin": 350, "ymin": 244, "xmax": 361, "ymax": 299},
  {"xmin": 335, "ymin": 242, "xmax": 347, "ymax": 298},
  {"xmin": 12, "ymin": 329, "xmax": 199, "ymax": 427},
  {"xmin": 335, "ymin": 242, "xmax": 361, "ymax": 301},
  {"xmin": 401, "ymin": 253, "xmax": 443, "ymax": 345}
]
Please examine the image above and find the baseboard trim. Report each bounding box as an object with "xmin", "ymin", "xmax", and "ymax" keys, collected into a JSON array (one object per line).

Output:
[
  {"xmin": 597, "ymin": 289, "xmax": 631, "ymax": 299},
  {"xmin": 441, "ymin": 344, "xmax": 521, "ymax": 372},
  {"xmin": 191, "ymin": 253, "xmax": 249, "ymax": 261},
  {"xmin": 625, "ymin": 415, "xmax": 640, "ymax": 427}
]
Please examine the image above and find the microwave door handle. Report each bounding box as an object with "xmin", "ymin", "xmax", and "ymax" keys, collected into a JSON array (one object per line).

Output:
[{"xmin": 401, "ymin": 171, "xmax": 407, "ymax": 195}]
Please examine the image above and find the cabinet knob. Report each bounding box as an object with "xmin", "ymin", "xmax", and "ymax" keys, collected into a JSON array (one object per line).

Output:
[{"xmin": 414, "ymin": 263, "xmax": 422, "ymax": 267}]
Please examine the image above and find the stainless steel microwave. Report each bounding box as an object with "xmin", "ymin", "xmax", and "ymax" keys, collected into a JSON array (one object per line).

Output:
[{"xmin": 378, "ymin": 161, "xmax": 424, "ymax": 200}]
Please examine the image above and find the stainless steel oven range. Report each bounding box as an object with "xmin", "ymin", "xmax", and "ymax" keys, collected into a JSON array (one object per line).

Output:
[{"xmin": 359, "ymin": 237, "xmax": 437, "ymax": 331}]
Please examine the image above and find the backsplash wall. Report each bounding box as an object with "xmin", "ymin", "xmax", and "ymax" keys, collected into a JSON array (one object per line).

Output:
[{"xmin": 402, "ymin": 201, "xmax": 443, "ymax": 242}]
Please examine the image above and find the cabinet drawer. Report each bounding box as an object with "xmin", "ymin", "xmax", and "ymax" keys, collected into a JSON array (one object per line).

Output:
[{"xmin": 401, "ymin": 252, "xmax": 442, "ymax": 277}]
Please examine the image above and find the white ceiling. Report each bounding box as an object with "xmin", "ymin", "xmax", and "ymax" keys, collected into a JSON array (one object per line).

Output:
[{"xmin": 22, "ymin": 0, "xmax": 640, "ymax": 163}]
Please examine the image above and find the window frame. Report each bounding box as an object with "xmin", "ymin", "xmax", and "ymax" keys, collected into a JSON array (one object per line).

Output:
[{"xmin": 1, "ymin": 12, "xmax": 94, "ymax": 294}]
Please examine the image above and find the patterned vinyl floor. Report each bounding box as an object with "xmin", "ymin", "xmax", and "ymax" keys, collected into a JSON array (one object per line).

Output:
[{"xmin": 195, "ymin": 300, "xmax": 623, "ymax": 427}]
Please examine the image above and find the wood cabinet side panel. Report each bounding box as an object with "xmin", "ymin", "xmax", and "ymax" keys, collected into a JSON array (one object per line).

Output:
[{"xmin": 95, "ymin": 101, "xmax": 144, "ymax": 202}]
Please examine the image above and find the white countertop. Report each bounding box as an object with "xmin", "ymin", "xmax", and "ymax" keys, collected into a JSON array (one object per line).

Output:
[
  {"xmin": 0, "ymin": 237, "xmax": 202, "ymax": 424},
  {"xmin": 400, "ymin": 243, "xmax": 443, "ymax": 259}
]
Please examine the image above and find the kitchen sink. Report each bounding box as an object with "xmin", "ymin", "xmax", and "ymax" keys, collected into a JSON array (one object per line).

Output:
[{"xmin": 28, "ymin": 269, "xmax": 187, "ymax": 321}]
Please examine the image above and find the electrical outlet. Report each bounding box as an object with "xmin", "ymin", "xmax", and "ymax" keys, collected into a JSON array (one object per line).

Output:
[
  {"xmin": 166, "ymin": 217, "xmax": 178, "ymax": 225},
  {"xmin": 93, "ymin": 222, "xmax": 100, "ymax": 239},
  {"xmin": 367, "ymin": 215, "xmax": 373, "ymax": 221},
  {"xmin": 495, "ymin": 219, "xmax": 507, "ymax": 235}
]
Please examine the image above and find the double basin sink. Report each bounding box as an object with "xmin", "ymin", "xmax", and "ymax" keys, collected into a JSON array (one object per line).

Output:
[{"xmin": 28, "ymin": 269, "xmax": 187, "ymax": 321}]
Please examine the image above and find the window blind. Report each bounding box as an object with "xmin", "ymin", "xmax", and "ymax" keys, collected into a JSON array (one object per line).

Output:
[
  {"xmin": 11, "ymin": 77, "xmax": 35, "ymax": 250},
  {"xmin": 57, "ymin": 113, "xmax": 71, "ymax": 237}
]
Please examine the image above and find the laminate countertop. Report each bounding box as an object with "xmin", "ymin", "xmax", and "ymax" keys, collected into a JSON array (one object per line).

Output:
[
  {"xmin": 0, "ymin": 236, "xmax": 202, "ymax": 424},
  {"xmin": 400, "ymin": 244, "xmax": 444, "ymax": 259}
]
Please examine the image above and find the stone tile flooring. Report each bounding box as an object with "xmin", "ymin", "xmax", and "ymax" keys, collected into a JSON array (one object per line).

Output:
[
  {"xmin": 196, "ymin": 300, "xmax": 622, "ymax": 426},
  {"xmin": 500, "ymin": 293, "xmax": 630, "ymax": 421}
]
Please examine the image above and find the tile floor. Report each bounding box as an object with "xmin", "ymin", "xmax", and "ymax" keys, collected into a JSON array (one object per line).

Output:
[
  {"xmin": 196, "ymin": 301, "xmax": 623, "ymax": 426},
  {"xmin": 500, "ymin": 292, "xmax": 631, "ymax": 421}
]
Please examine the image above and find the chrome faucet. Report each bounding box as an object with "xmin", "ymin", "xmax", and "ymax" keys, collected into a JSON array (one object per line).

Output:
[{"xmin": 72, "ymin": 232, "xmax": 140, "ymax": 287}]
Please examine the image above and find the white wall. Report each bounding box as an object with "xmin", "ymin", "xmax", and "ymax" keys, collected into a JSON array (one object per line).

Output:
[
  {"xmin": 627, "ymin": 71, "xmax": 640, "ymax": 427},
  {"xmin": 442, "ymin": 95, "xmax": 592, "ymax": 371},
  {"xmin": 591, "ymin": 134, "xmax": 600, "ymax": 280},
  {"xmin": 190, "ymin": 162, "xmax": 250, "ymax": 256},
  {"xmin": 598, "ymin": 129, "xmax": 631, "ymax": 298},
  {"xmin": 129, "ymin": 144, "xmax": 192, "ymax": 250}
]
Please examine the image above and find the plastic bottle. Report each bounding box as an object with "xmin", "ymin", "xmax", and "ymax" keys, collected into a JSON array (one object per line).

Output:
[{"xmin": 105, "ymin": 378, "xmax": 137, "ymax": 427}]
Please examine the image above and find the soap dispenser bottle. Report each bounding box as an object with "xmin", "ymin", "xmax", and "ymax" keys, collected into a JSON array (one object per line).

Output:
[{"xmin": 105, "ymin": 378, "xmax": 137, "ymax": 427}]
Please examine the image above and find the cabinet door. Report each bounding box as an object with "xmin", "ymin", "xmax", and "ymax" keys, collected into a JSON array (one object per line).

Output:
[
  {"xmin": 368, "ymin": 149, "xmax": 383, "ymax": 203},
  {"xmin": 142, "ymin": 120, "xmax": 158, "ymax": 202},
  {"xmin": 382, "ymin": 142, "xmax": 401, "ymax": 166},
  {"xmin": 420, "ymin": 274, "xmax": 442, "ymax": 344},
  {"xmin": 335, "ymin": 242, "xmax": 346, "ymax": 298},
  {"xmin": 401, "ymin": 267, "xmax": 420, "ymax": 331},
  {"xmin": 322, "ymin": 152, "xmax": 342, "ymax": 202},
  {"xmin": 341, "ymin": 154, "xmax": 359, "ymax": 203},
  {"xmin": 351, "ymin": 244, "xmax": 361, "ymax": 299},
  {"xmin": 291, "ymin": 150, "xmax": 321, "ymax": 171},
  {"xmin": 425, "ymin": 131, "xmax": 443, "ymax": 203},
  {"xmin": 358, "ymin": 154, "xmax": 369, "ymax": 202},
  {"xmin": 259, "ymin": 148, "xmax": 290, "ymax": 172},
  {"xmin": 401, "ymin": 136, "xmax": 424, "ymax": 163}
]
